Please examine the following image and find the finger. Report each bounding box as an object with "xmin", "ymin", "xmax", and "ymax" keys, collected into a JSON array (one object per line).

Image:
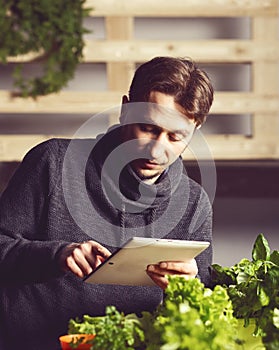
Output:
[
  {"xmin": 146, "ymin": 270, "xmax": 169, "ymax": 290},
  {"xmin": 77, "ymin": 241, "xmax": 111, "ymax": 271},
  {"xmin": 65, "ymin": 255, "xmax": 86, "ymax": 278},
  {"xmin": 147, "ymin": 264, "xmax": 198, "ymax": 280},
  {"xmin": 76, "ymin": 242, "xmax": 98, "ymax": 270},
  {"xmin": 159, "ymin": 260, "xmax": 198, "ymax": 275},
  {"xmin": 59, "ymin": 241, "xmax": 111, "ymax": 277},
  {"xmin": 58, "ymin": 243, "xmax": 81, "ymax": 272},
  {"xmin": 90, "ymin": 241, "xmax": 111, "ymax": 259},
  {"xmin": 71, "ymin": 247, "xmax": 94, "ymax": 276},
  {"xmin": 147, "ymin": 264, "xmax": 183, "ymax": 276},
  {"xmin": 146, "ymin": 264, "xmax": 164, "ymax": 276},
  {"xmin": 159, "ymin": 260, "xmax": 190, "ymax": 271},
  {"xmin": 95, "ymin": 255, "xmax": 105, "ymax": 267},
  {"xmin": 147, "ymin": 264, "xmax": 186, "ymax": 278}
]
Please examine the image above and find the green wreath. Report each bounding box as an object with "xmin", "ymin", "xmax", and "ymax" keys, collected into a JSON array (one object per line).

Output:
[{"xmin": 0, "ymin": 0, "xmax": 90, "ymax": 97}]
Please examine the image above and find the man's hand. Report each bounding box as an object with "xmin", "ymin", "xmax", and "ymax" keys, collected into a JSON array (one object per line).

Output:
[
  {"xmin": 58, "ymin": 241, "xmax": 111, "ymax": 278},
  {"xmin": 146, "ymin": 259, "xmax": 198, "ymax": 290}
]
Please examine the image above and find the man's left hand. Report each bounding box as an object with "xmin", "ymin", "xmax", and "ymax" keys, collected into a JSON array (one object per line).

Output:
[{"xmin": 146, "ymin": 259, "xmax": 198, "ymax": 290}]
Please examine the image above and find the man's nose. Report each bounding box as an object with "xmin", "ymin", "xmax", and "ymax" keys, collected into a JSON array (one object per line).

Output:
[{"xmin": 148, "ymin": 135, "xmax": 168, "ymax": 160}]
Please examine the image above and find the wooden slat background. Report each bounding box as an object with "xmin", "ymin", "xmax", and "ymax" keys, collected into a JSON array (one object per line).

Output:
[{"xmin": 0, "ymin": 0, "xmax": 278, "ymax": 161}]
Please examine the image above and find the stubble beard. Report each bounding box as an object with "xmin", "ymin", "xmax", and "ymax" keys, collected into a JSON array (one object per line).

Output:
[{"xmin": 133, "ymin": 167, "xmax": 163, "ymax": 183}]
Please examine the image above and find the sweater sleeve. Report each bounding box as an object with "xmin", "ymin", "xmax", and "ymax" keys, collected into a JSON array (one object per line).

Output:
[
  {"xmin": 0, "ymin": 139, "xmax": 68, "ymax": 284},
  {"xmin": 188, "ymin": 187, "xmax": 213, "ymax": 288},
  {"xmin": 192, "ymin": 212, "xmax": 213, "ymax": 288}
]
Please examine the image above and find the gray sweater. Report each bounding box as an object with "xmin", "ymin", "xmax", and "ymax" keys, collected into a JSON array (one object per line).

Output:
[{"xmin": 0, "ymin": 129, "xmax": 212, "ymax": 350}]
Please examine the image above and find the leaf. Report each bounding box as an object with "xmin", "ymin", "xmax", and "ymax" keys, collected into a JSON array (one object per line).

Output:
[
  {"xmin": 210, "ymin": 264, "xmax": 236, "ymax": 286},
  {"xmin": 270, "ymin": 251, "xmax": 279, "ymax": 266},
  {"xmin": 252, "ymin": 234, "xmax": 270, "ymax": 261},
  {"xmin": 273, "ymin": 308, "xmax": 279, "ymax": 329},
  {"xmin": 265, "ymin": 266, "xmax": 279, "ymax": 292},
  {"xmin": 258, "ymin": 287, "xmax": 270, "ymax": 307},
  {"xmin": 236, "ymin": 271, "xmax": 249, "ymax": 284}
]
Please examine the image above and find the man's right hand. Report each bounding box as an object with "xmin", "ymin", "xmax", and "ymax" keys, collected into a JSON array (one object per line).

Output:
[{"xmin": 58, "ymin": 240, "xmax": 111, "ymax": 278}]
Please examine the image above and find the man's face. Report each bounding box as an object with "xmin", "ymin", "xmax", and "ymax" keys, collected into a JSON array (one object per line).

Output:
[{"xmin": 121, "ymin": 91, "xmax": 197, "ymax": 183}]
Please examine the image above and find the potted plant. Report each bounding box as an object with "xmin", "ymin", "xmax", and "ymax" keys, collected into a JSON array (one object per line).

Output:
[
  {"xmin": 59, "ymin": 334, "xmax": 95, "ymax": 350},
  {"xmin": 67, "ymin": 305, "xmax": 145, "ymax": 349},
  {"xmin": 0, "ymin": 0, "xmax": 89, "ymax": 97},
  {"xmin": 65, "ymin": 234, "xmax": 278, "ymax": 349}
]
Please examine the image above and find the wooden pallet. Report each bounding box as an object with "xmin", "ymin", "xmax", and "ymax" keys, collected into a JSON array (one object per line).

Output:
[{"xmin": 0, "ymin": 0, "xmax": 278, "ymax": 161}]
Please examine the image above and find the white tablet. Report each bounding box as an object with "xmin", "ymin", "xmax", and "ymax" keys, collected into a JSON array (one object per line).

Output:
[{"xmin": 84, "ymin": 237, "xmax": 210, "ymax": 286}]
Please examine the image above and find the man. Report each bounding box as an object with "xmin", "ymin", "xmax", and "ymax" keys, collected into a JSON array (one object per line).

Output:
[{"xmin": 0, "ymin": 56, "xmax": 214, "ymax": 349}]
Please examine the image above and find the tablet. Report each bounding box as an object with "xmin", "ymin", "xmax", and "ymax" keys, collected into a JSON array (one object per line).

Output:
[{"xmin": 84, "ymin": 237, "xmax": 210, "ymax": 286}]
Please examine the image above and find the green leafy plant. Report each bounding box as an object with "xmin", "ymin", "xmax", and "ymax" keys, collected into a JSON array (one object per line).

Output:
[
  {"xmin": 211, "ymin": 234, "xmax": 279, "ymax": 350},
  {"xmin": 0, "ymin": 0, "xmax": 90, "ymax": 97},
  {"xmin": 145, "ymin": 277, "xmax": 240, "ymax": 350},
  {"xmin": 67, "ymin": 233, "xmax": 278, "ymax": 349},
  {"xmin": 68, "ymin": 278, "xmax": 242, "ymax": 350},
  {"xmin": 69, "ymin": 306, "xmax": 145, "ymax": 350}
]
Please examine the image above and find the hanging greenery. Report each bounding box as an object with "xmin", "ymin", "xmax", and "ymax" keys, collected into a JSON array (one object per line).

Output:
[{"xmin": 0, "ymin": 0, "xmax": 90, "ymax": 97}]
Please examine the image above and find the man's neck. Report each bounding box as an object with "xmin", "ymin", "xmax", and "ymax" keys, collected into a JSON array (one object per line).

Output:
[
  {"xmin": 141, "ymin": 168, "xmax": 169, "ymax": 185},
  {"xmin": 141, "ymin": 175, "xmax": 161, "ymax": 185}
]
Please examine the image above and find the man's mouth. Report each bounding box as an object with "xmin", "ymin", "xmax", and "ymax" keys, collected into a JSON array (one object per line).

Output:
[{"xmin": 137, "ymin": 159, "xmax": 165, "ymax": 169}]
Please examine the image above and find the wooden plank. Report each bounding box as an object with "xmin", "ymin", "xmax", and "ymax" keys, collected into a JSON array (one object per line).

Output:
[
  {"xmin": 84, "ymin": 39, "xmax": 279, "ymax": 63},
  {"xmin": 211, "ymin": 93, "xmax": 279, "ymax": 114},
  {"xmin": 1, "ymin": 133, "xmax": 278, "ymax": 162},
  {"xmin": 7, "ymin": 40, "xmax": 279, "ymax": 63},
  {"xmin": 105, "ymin": 17, "xmax": 135, "ymax": 90},
  {"xmin": 0, "ymin": 91, "xmax": 278, "ymax": 114},
  {"xmin": 251, "ymin": 17, "xmax": 279, "ymax": 159},
  {"xmin": 86, "ymin": 0, "xmax": 278, "ymax": 17},
  {"xmin": 252, "ymin": 114, "xmax": 279, "ymax": 156},
  {"xmin": 252, "ymin": 17, "xmax": 279, "ymax": 91},
  {"xmin": 184, "ymin": 134, "xmax": 279, "ymax": 160},
  {"xmin": 105, "ymin": 17, "xmax": 135, "ymax": 124},
  {"xmin": 0, "ymin": 91, "xmax": 122, "ymax": 113}
]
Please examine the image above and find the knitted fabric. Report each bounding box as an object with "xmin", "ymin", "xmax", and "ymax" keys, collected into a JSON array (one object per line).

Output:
[{"xmin": 0, "ymin": 129, "xmax": 212, "ymax": 350}]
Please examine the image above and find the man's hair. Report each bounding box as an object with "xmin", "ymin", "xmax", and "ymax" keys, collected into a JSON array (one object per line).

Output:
[{"xmin": 128, "ymin": 56, "xmax": 214, "ymax": 126}]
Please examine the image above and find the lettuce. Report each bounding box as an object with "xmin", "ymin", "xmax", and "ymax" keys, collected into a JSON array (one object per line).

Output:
[{"xmin": 68, "ymin": 233, "xmax": 278, "ymax": 349}]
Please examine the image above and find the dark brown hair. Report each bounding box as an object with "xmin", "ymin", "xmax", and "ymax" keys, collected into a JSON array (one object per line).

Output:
[{"xmin": 128, "ymin": 56, "xmax": 214, "ymax": 126}]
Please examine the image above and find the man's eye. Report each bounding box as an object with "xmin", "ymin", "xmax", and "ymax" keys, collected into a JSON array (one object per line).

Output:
[
  {"xmin": 138, "ymin": 124, "xmax": 155, "ymax": 133},
  {"xmin": 168, "ymin": 133, "xmax": 185, "ymax": 142}
]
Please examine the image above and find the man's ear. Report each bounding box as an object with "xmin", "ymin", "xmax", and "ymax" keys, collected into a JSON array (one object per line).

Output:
[
  {"xmin": 122, "ymin": 95, "xmax": 129, "ymax": 104},
  {"xmin": 120, "ymin": 95, "xmax": 129, "ymax": 124}
]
